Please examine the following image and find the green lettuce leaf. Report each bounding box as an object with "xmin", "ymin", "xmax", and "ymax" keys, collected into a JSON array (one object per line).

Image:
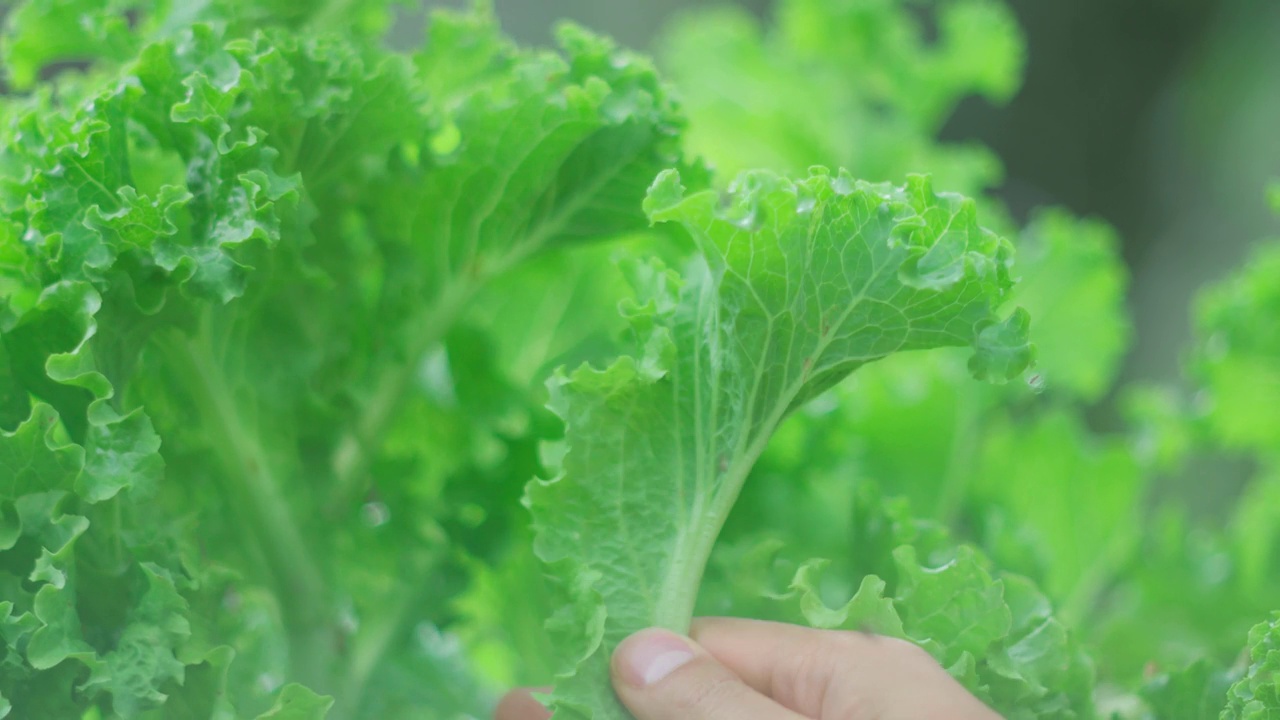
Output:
[
  {"xmin": 1010, "ymin": 210, "xmax": 1130, "ymax": 401},
  {"xmin": 1222, "ymin": 614, "xmax": 1280, "ymax": 719},
  {"xmin": 1192, "ymin": 242, "xmax": 1280, "ymax": 452},
  {"xmin": 255, "ymin": 684, "xmax": 335, "ymax": 720},
  {"xmin": 704, "ymin": 480, "xmax": 1095, "ymax": 719},
  {"xmin": 657, "ymin": 0, "xmax": 1022, "ymax": 196},
  {"xmin": 971, "ymin": 411, "xmax": 1146, "ymax": 619},
  {"xmin": 1143, "ymin": 659, "xmax": 1236, "ymax": 720},
  {"xmin": 1, "ymin": 0, "xmax": 697, "ymax": 715},
  {"xmin": 0, "ymin": 0, "xmax": 143, "ymax": 90},
  {"xmin": 528, "ymin": 168, "xmax": 1030, "ymax": 719},
  {"xmin": 781, "ymin": 549, "xmax": 1094, "ymax": 719}
]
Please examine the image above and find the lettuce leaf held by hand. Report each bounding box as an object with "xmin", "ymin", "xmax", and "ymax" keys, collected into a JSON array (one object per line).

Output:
[{"xmin": 527, "ymin": 167, "xmax": 1034, "ymax": 719}]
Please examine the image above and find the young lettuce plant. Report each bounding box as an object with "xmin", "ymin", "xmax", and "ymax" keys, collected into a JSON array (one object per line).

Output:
[
  {"xmin": 0, "ymin": 0, "xmax": 696, "ymax": 716},
  {"xmin": 527, "ymin": 168, "xmax": 1033, "ymax": 719}
]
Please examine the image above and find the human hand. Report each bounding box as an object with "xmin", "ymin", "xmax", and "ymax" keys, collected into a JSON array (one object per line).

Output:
[{"xmin": 494, "ymin": 617, "xmax": 1002, "ymax": 720}]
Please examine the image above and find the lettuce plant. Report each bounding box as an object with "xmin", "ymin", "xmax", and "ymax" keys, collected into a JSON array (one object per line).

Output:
[
  {"xmin": 528, "ymin": 168, "xmax": 1032, "ymax": 718},
  {"xmin": 0, "ymin": 1, "xmax": 1276, "ymax": 719}
]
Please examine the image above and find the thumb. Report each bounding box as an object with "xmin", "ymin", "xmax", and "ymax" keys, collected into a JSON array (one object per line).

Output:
[{"xmin": 610, "ymin": 628, "xmax": 806, "ymax": 720}]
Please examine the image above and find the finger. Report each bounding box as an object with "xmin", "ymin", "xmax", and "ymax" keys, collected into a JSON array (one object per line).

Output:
[
  {"xmin": 690, "ymin": 617, "xmax": 1001, "ymax": 720},
  {"xmin": 611, "ymin": 627, "xmax": 807, "ymax": 720},
  {"xmin": 493, "ymin": 687, "xmax": 552, "ymax": 720}
]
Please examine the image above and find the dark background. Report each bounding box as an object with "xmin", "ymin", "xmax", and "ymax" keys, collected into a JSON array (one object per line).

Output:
[{"xmin": 422, "ymin": 0, "xmax": 1280, "ymax": 387}]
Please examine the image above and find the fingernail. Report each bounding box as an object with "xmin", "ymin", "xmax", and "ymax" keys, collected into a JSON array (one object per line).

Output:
[{"xmin": 614, "ymin": 628, "xmax": 695, "ymax": 687}]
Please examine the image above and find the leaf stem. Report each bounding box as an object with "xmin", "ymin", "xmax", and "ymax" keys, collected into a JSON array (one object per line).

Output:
[
  {"xmin": 935, "ymin": 381, "xmax": 982, "ymax": 525},
  {"xmin": 177, "ymin": 320, "xmax": 332, "ymax": 690},
  {"xmin": 653, "ymin": 407, "xmax": 794, "ymax": 633},
  {"xmin": 651, "ymin": 315, "xmax": 873, "ymax": 633},
  {"xmin": 326, "ymin": 281, "xmax": 475, "ymax": 516},
  {"xmin": 332, "ymin": 578, "xmax": 430, "ymax": 719},
  {"xmin": 326, "ymin": 169, "xmax": 611, "ymax": 515},
  {"xmin": 1058, "ymin": 528, "xmax": 1133, "ymax": 629}
]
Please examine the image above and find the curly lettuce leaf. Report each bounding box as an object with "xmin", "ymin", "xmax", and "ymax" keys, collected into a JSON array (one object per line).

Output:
[
  {"xmin": 325, "ymin": 8, "xmax": 701, "ymax": 511},
  {"xmin": 658, "ymin": 0, "xmax": 1130, "ymax": 399},
  {"xmin": 1222, "ymin": 614, "xmax": 1280, "ymax": 719},
  {"xmin": 528, "ymin": 167, "xmax": 1030, "ymax": 719},
  {"xmin": 1, "ymin": 0, "xmax": 696, "ymax": 716},
  {"xmin": 1143, "ymin": 658, "xmax": 1236, "ymax": 720},
  {"xmin": 0, "ymin": 0, "xmax": 405, "ymax": 91},
  {"xmin": 703, "ymin": 480, "xmax": 1095, "ymax": 719},
  {"xmin": 0, "ymin": 0, "xmax": 143, "ymax": 90},
  {"xmin": 971, "ymin": 411, "xmax": 1146, "ymax": 619},
  {"xmin": 1192, "ymin": 241, "xmax": 1280, "ymax": 453},
  {"xmin": 713, "ymin": 336, "xmax": 1140, "ymax": 628},
  {"xmin": 657, "ymin": 0, "xmax": 1022, "ymax": 196},
  {"xmin": 1011, "ymin": 210, "xmax": 1130, "ymax": 401},
  {"xmin": 255, "ymin": 684, "xmax": 335, "ymax": 720},
  {"xmin": 0, "ymin": 406, "xmax": 194, "ymax": 715},
  {"xmin": 801, "ymin": 549, "xmax": 1095, "ymax": 719}
]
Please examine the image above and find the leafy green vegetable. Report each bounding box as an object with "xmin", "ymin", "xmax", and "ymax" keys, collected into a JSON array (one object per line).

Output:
[
  {"xmin": 775, "ymin": 485, "xmax": 1095, "ymax": 719},
  {"xmin": 0, "ymin": 0, "xmax": 1277, "ymax": 718},
  {"xmin": 1010, "ymin": 210, "xmax": 1130, "ymax": 401},
  {"xmin": 1143, "ymin": 658, "xmax": 1236, "ymax": 720},
  {"xmin": 1192, "ymin": 242, "xmax": 1280, "ymax": 452},
  {"xmin": 1222, "ymin": 614, "xmax": 1280, "ymax": 719},
  {"xmin": 527, "ymin": 168, "xmax": 1030, "ymax": 719},
  {"xmin": 656, "ymin": 0, "xmax": 1022, "ymax": 195},
  {"xmin": 0, "ymin": 0, "xmax": 696, "ymax": 716}
]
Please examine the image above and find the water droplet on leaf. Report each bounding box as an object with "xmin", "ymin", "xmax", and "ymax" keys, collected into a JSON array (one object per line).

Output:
[
  {"xmin": 361, "ymin": 501, "xmax": 390, "ymax": 527},
  {"xmin": 732, "ymin": 209, "xmax": 760, "ymax": 231},
  {"xmin": 1026, "ymin": 372, "xmax": 1046, "ymax": 393},
  {"xmin": 339, "ymin": 607, "xmax": 359, "ymax": 635},
  {"xmin": 257, "ymin": 673, "xmax": 282, "ymax": 694},
  {"xmin": 832, "ymin": 175, "xmax": 856, "ymax": 195}
]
